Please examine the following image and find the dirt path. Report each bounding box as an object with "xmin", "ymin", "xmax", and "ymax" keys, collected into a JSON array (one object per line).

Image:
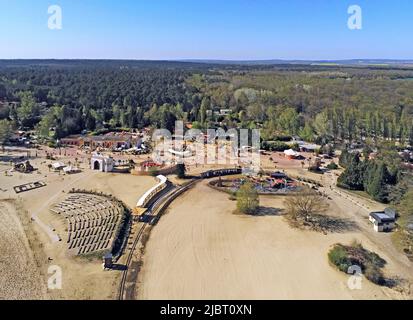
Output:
[{"xmin": 138, "ymin": 181, "xmax": 408, "ymax": 300}]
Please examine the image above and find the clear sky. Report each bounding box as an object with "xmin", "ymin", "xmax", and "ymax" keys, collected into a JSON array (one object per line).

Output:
[{"xmin": 0, "ymin": 0, "xmax": 412, "ymax": 60}]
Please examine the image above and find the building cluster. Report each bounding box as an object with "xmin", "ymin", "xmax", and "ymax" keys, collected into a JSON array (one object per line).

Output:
[{"xmin": 60, "ymin": 132, "xmax": 144, "ymax": 151}]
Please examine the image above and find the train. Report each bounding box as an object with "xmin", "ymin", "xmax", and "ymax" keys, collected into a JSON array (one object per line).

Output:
[
  {"xmin": 200, "ymin": 168, "xmax": 242, "ymax": 179},
  {"xmin": 136, "ymin": 175, "xmax": 167, "ymax": 208}
]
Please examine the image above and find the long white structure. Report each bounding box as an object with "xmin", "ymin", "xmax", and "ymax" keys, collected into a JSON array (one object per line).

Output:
[
  {"xmin": 168, "ymin": 149, "xmax": 193, "ymax": 158},
  {"xmin": 137, "ymin": 175, "xmax": 168, "ymax": 208}
]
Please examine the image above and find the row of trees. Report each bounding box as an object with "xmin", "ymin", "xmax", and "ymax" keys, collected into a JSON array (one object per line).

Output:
[{"xmin": 337, "ymin": 149, "xmax": 408, "ymax": 203}]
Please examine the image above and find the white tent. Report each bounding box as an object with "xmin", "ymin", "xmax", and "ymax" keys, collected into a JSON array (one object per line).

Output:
[
  {"xmin": 52, "ymin": 162, "xmax": 66, "ymax": 170},
  {"xmin": 63, "ymin": 166, "xmax": 81, "ymax": 174},
  {"xmin": 284, "ymin": 149, "xmax": 300, "ymax": 157}
]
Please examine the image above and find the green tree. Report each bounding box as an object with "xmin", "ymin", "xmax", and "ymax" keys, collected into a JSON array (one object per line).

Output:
[
  {"xmin": 17, "ymin": 91, "xmax": 39, "ymax": 127},
  {"xmin": 278, "ymin": 107, "xmax": 299, "ymax": 135},
  {"xmin": 364, "ymin": 162, "xmax": 390, "ymax": 203},
  {"xmin": 337, "ymin": 153, "xmax": 365, "ymax": 190},
  {"xmin": 199, "ymin": 97, "xmax": 209, "ymax": 125},
  {"xmin": 299, "ymin": 123, "xmax": 315, "ymax": 142},
  {"xmin": 236, "ymin": 181, "xmax": 259, "ymax": 214},
  {"xmin": 0, "ymin": 119, "xmax": 12, "ymax": 147},
  {"xmin": 313, "ymin": 111, "xmax": 330, "ymax": 137},
  {"xmin": 175, "ymin": 163, "xmax": 186, "ymax": 179}
]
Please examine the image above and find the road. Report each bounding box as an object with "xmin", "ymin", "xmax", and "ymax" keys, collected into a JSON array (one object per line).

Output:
[{"xmin": 312, "ymin": 172, "xmax": 413, "ymax": 282}]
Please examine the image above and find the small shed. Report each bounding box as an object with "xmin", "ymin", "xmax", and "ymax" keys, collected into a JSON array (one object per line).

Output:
[
  {"xmin": 369, "ymin": 209, "xmax": 396, "ymax": 232},
  {"xmin": 63, "ymin": 166, "xmax": 81, "ymax": 174},
  {"xmin": 103, "ymin": 253, "xmax": 113, "ymax": 269},
  {"xmin": 52, "ymin": 162, "xmax": 66, "ymax": 171}
]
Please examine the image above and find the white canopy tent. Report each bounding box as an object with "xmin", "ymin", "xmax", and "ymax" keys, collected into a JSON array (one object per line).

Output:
[{"xmin": 284, "ymin": 149, "xmax": 300, "ymax": 158}]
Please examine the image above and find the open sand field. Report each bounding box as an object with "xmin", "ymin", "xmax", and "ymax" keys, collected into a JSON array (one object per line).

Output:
[
  {"xmin": 138, "ymin": 180, "xmax": 412, "ymax": 300},
  {"xmin": 0, "ymin": 201, "xmax": 48, "ymax": 300}
]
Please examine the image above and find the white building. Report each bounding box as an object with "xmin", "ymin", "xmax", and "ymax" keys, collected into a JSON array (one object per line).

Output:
[
  {"xmin": 369, "ymin": 208, "xmax": 396, "ymax": 232},
  {"xmin": 90, "ymin": 153, "xmax": 114, "ymax": 172},
  {"xmin": 52, "ymin": 162, "xmax": 66, "ymax": 171}
]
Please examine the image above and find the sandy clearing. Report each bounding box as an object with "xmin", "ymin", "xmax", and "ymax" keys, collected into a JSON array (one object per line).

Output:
[
  {"xmin": 138, "ymin": 181, "xmax": 408, "ymax": 300},
  {"xmin": 0, "ymin": 201, "xmax": 48, "ymax": 300}
]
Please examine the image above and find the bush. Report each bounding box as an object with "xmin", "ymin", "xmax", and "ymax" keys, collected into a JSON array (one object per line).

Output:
[
  {"xmin": 328, "ymin": 243, "xmax": 387, "ymax": 286},
  {"xmin": 236, "ymin": 181, "xmax": 259, "ymax": 214},
  {"xmin": 261, "ymin": 141, "xmax": 290, "ymax": 152},
  {"xmin": 364, "ymin": 265, "xmax": 385, "ymax": 285},
  {"xmin": 175, "ymin": 163, "xmax": 186, "ymax": 179},
  {"xmin": 149, "ymin": 168, "xmax": 159, "ymax": 176},
  {"xmin": 328, "ymin": 244, "xmax": 352, "ymax": 272},
  {"xmin": 327, "ymin": 162, "xmax": 339, "ymax": 170}
]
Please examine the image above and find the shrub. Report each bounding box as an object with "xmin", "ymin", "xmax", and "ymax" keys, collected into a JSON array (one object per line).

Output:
[
  {"xmin": 328, "ymin": 243, "xmax": 388, "ymax": 286},
  {"xmin": 236, "ymin": 181, "xmax": 259, "ymax": 214},
  {"xmin": 328, "ymin": 245, "xmax": 352, "ymax": 272},
  {"xmin": 175, "ymin": 163, "xmax": 186, "ymax": 179},
  {"xmin": 327, "ymin": 162, "xmax": 339, "ymax": 170},
  {"xmin": 261, "ymin": 141, "xmax": 290, "ymax": 152},
  {"xmin": 364, "ymin": 265, "xmax": 385, "ymax": 285},
  {"xmin": 149, "ymin": 168, "xmax": 159, "ymax": 177}
]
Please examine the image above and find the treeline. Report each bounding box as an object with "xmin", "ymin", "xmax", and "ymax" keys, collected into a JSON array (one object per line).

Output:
[
  {"xmin": 1, "ymin": 61, "xmax": 413, "ymax": 147},
  {"xmin": 187, "ymin": 70, "xmax": 413, "ymax": 145},
  {"xmin": 0, "ymin": 63, "xmax": 204, "ymax": 137},
  {"xmin": 337, "ymin": 148, "xmax": 410, "ymax": 203}
]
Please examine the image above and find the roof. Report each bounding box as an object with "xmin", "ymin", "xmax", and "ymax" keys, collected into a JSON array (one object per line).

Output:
[
  {"xmin": 284, "ymin": 149, "xmax": 300, "ymax": 157},
  {"xmin": 271, "ymin": 171, "xmax": 288, "ymax": 178},
  {"xmin": 370, "ymin": 212, "xmax": 395, "ymax": 223},
  {"xmin": 88, "ymin": 135, "xmax": 131, "ymax": 142},
  {"xmin": 52, "ymin": 162, "xmax": 66, "ymax": 169},
  {"xmin": 63, "ymin": 166, "xmax": 80, "ymax": 173},
  {"xmin": 384, "ymin": 208, "xmax": 397, "ymax": 218},
  {"xmin": 137, "ymin": 175, "xmax": 167, "ymax": 207},
  {"xmin": 300, "ymin": 143, "xmax": 319, "ymax": 150}
]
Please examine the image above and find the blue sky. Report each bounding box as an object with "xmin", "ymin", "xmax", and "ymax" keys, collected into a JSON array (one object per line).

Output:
[{"xmin": 0, "ymin": 0, "xmax": 412, "ymax": 60}]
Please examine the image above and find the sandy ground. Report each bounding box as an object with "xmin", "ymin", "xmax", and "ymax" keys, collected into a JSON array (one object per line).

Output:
[
  {"xmin": 0, "ymin": 148, "xmax": 158, "ymax": 300},
  {"xmin": 138, "ymin": 181, "xmax": 411, "ymax": 300},
  {"xmin": 0, "ymin": 201, "xmax": 48, "ymax": 300}
]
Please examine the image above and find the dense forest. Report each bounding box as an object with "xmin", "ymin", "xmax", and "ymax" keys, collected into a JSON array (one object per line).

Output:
[{"xmin": 1, "ymin": 60, "xmax": 412, "ymax": 146}]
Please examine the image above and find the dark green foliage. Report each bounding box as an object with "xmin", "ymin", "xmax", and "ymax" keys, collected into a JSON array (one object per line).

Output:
[
  {"xmin": 328, "ymin": 243, "xmax": 387, "ymax": 286},
  {"xmin": 326, "ymin": 162, "xmax": 338, "ymax": 170},
  {"xmin": 236, "ymin": 181, "xmax": 259, "ymax": 214},
  {"xmin": 364, "ymin": 162, "xmax": 391, "ymax": 202},
  {"xmin": 176, "ymin": 163, "xmax": 186, "ymax": 179},
  {"xmin": 337, "ymin": 150, "xmax": 401, "ymax": 203},
  {"xmin": 337, "ymin": 153, "xmax": 365, "ymax": 190},
  {"xmin": 339, "ymin": 149, "xmax": 355, "ymax": 168},
  {"xmin": 328, "ymin": 244, "xmax": 352, "ymax": 273},
  {"xmin": 261, "ymin": 141, "xmax": 290, "ymax": 151}
]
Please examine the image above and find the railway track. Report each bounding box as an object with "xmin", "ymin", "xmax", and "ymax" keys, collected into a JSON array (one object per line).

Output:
[
  {"xmin": 117, "ymin": 169, "xmax": 240, "ymax": 300},
  {"xmin": 117, "ymin": 181, "xmax": 193, "ymax": 300}
]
